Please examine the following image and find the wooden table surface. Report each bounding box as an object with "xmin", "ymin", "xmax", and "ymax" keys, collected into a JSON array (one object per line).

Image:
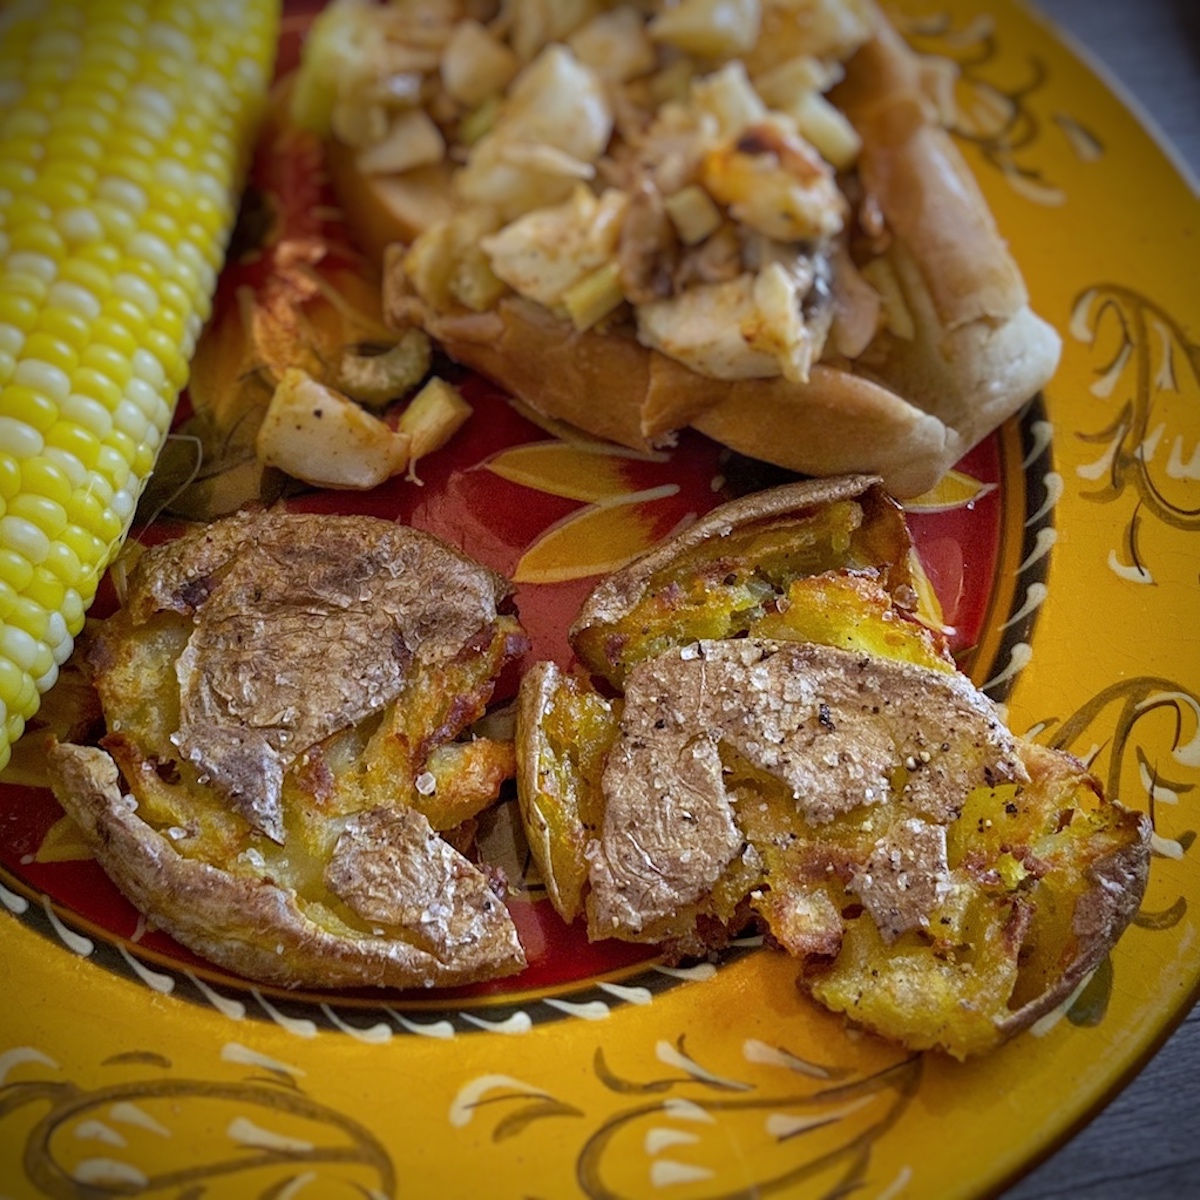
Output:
[{"xmin": 1001, "ymin": 2, "xmax": 1200, "ymax": 1196}]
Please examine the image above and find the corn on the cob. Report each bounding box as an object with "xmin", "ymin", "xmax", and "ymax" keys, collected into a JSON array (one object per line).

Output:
[{"xmin": 0, "ymin": 0, "xmax": 279, "ymax": 771}]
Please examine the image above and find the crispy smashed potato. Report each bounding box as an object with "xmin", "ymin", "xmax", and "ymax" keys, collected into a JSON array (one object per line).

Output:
[
  {"xmin": 49, "ymin": 510, "xmax": 530, "ymax": 989},
  {"xmin": 569, "ymin": 473, "xmax": 930, "ymax": 687},
  {"xmin": 516, "ymin": 477, "xmax": 1150, "ymax": 1057}
]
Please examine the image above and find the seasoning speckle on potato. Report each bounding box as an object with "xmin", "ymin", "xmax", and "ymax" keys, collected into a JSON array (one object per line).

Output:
[
  {"xmin": 49, "ymin": 510, "xmax": 530, "ymax": 990},
  {"xmin": 516, "ymin": 477, "xmax": 1151, "ymax": 1057}
]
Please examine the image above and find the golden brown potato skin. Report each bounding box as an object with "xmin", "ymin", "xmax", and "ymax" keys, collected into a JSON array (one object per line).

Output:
[
  {"xmin": 48, "ymin": 743, "xmax": 526, "ymax": 989},
  {"xmin": 568, "ymin": 475, "xmax": 923, "ymax": 686},
  {"xmin": 515, "ymin": 479, "xmax": 1151, "ymax": 1058},
  {"xmin": 50, "ymin": 510, "xmax": 528, "ymax": 990},
  {"xmin": 571, "ymin": 476, "xmax": 904, "ymax": 636}
]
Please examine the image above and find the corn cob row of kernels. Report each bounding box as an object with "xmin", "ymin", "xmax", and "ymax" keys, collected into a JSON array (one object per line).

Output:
[{"xmin": 0, "ymin": 0, "xmax": 280, "ymax": 770}]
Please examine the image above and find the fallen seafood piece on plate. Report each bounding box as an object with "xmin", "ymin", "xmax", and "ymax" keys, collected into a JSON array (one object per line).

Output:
[
  {"xmin": 48, "ymin": 510, "xmax": 529, "ymax": 989},
  {"xmin": 516, "ymin": 477, "xmax": 1150, "ymax": 1057},
  {"xmin": 298, "ymin": 0, "xmax": 1061, "ymax": 498}
]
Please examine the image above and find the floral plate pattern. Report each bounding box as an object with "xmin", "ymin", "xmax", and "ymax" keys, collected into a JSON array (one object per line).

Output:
[{"xmin": 1, "ymin": 2, "xmax": 1198, "ymax": 1197}]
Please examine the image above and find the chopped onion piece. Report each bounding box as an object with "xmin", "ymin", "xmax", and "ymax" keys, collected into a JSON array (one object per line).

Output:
[
  {"xmin": 664, "ymin": 184, "xmax": 724, "ymax": 245},
  {"xmin": 649, "ymin": 0, "xmax": 762, "ymax": 60},
  {"xmin": 356, "ymin": 109, "xmax": 446, "ymax": 175},
  {"xmin": 564, "ymin": 261, "xmax": 625, "ymax": 331},
  {"xmin": 441, "ymin": 20, "xmax": 520, "ymax": 108}
]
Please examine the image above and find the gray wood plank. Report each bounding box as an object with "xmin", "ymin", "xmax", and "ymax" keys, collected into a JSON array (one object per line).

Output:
[{"xmin": 1005, "ymin": 1007, "xmax": 1200, "ymax": 1196}]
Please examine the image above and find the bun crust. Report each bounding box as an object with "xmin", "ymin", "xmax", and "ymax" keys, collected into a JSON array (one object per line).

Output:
[{"xmin": 413, "ymin": 297, "xmax": 729, "ymax": 450}]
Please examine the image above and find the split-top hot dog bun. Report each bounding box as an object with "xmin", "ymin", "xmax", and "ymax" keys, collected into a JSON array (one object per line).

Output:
[{"xmin": 306, "ymin": 0, "xmax": 1059, "ymax": 498}]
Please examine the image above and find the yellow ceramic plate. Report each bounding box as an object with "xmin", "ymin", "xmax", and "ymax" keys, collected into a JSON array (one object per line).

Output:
[{"xmin": 2, "ymin": 2, "xmax": 1198, "ymax": 1196}]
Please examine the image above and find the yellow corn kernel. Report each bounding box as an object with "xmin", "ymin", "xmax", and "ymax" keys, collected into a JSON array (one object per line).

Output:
[{"xmin": 0, "ymin": 0, "xmax": 279, "ymax": 771}]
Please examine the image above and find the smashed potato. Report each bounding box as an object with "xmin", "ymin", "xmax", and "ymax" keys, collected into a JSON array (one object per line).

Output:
[
  {"xmin": 568, "ymin": 473, "xmax": 933, "ymax": 687},
  {"xmin": 49, "ymin": 510, "xmax": 529, "ymax": 989},
  {"xmin": 516, "ymin": 477, "xmax": 1150, "ymax": 1057}
]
